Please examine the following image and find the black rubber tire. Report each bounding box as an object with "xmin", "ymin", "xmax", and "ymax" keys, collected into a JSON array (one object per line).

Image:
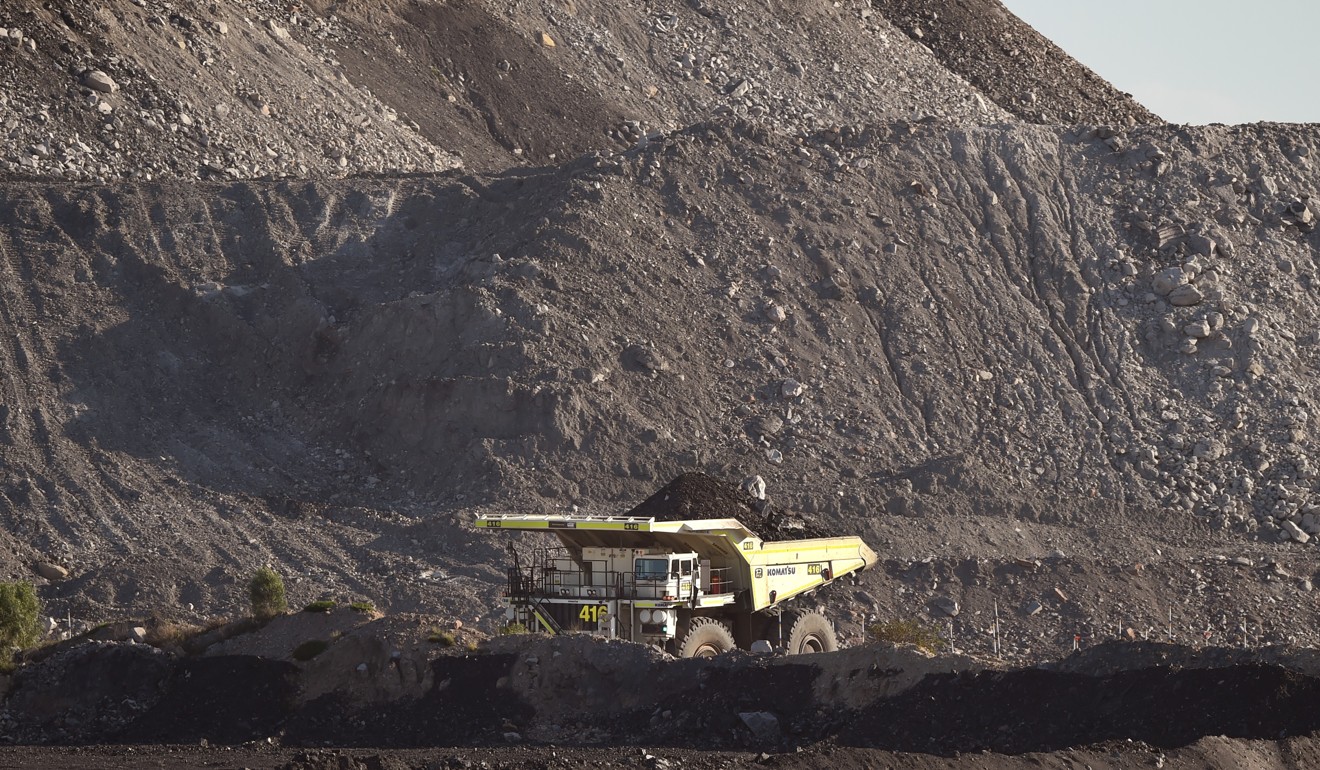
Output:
[
  {"xmin": 678, "ymin": 617, "xmax": 736, "ymax": 658},
  {"xmin": 785, "ymin": 610, "xmax": 838, "ymax": 655}
]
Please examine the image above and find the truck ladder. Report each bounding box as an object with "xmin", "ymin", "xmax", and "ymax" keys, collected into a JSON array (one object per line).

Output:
[
  {"xmin": 526, "ymin": 597, "xmax": 564, "ymax": 635},
  {"xmin": 507, "ymin": 565, "xmax": 564, "ymax": 634}
]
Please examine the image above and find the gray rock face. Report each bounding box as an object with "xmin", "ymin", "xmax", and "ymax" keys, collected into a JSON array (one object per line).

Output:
[
  {"xmin": 931, "ymin": 596, "xmax": 960, "ymax": 617},
  {"xmin": 1168, "ymin": 284, "xmax": 1204, "ymax": 307},
  {"xmin": 1153, "ymin": 267, "xmax": 1187, "ymax": 295},
  {"xmin": 1186, "ymin": 234, "xmax": 1216, "ymax": 257}
]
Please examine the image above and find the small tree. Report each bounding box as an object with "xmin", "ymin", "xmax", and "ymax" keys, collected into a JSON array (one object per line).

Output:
[
  {"xmin": 0, "ymin": 582, "xmax": 41, "ymax": 653},
  {"xmin": 248, "ymin": 567, "xmax": 287, "ymax": 620}
]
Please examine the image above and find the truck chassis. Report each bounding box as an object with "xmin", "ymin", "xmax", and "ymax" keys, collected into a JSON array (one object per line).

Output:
[{"xmin": 477, "ymin": 512, "xmax": 877, "ymax": 656}]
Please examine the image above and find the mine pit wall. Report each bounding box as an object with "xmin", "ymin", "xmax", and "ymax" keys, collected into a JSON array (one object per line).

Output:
[
  {"xmin": 2, "ymin": 122, "xmax": 1320, "ymax": 605},
  {"xmin": 9, "ymin": 637, "xmax": 1320, "ymax": 753}
]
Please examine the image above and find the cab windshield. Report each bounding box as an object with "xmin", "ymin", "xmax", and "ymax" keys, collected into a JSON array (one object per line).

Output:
[{"xmin": 634, "ymin": 558, "xmax": 669, "ymax": 581}]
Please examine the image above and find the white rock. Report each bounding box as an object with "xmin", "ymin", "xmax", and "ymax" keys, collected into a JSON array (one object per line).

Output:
[
  {"xmin": 82, "ymin": 70, "xmax": 117, "ymax": 94},
  {"xmin": 781, "ymin": 379, "xmax": 804, "ymax": 398},
  {"xmin": 1282, "ymin": 520, "xmax": 1311, "ymax": 544},
  {"xmin": 34, "ymin": 562, "xmax": 69, "ymax": 580},
  {"xmin": 742, "ymin": 475, "xmax": 767, "ymax": 500}
]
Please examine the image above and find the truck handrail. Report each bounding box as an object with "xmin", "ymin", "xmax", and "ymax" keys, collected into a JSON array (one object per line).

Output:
[
  {"xmin": 505, "ymin": 548, "xmax": 737, "ymax": 602},
  {"xmin": 481, "ymin": 512, "xmax": 657, "ymax": 524}
]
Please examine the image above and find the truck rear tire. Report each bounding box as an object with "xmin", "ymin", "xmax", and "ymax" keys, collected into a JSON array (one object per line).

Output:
[
  {"xmin": 679, "ymin": 617, "xmax": 735, "ymax": 658},
  {"xmin": 786, "ymin": 610, "xmax": 837, "ymax": 654}
]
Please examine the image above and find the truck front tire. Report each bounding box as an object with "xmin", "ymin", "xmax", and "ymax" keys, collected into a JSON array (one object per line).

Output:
[
  {"xmin": 786, "ymin": 610, "xmax": 838, "ymax": 654},
  {"xmin": 679, "ymin": 617, "xmax": 736, "ymax": 658}
]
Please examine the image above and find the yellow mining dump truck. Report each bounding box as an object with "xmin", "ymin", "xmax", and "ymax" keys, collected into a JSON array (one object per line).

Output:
[{"xmin": 474, "ymin": 513, "xmax": 877, "ymax": 657}]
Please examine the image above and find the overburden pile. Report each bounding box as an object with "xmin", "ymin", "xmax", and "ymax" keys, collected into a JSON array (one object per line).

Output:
[{"xmin": 0, "ymin": 0, "xmax": 1319, "ymax": 658}]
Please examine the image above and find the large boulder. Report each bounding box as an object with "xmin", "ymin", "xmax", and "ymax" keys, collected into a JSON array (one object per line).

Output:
[{"xmin": 81, "ymin": 69, "xmax": 117, "ymax": 94}]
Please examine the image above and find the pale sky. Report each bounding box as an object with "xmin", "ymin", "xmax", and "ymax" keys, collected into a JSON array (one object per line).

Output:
[{"xmin": 998, "ymin": 1, "xmax": 1319, "ymax": 125}]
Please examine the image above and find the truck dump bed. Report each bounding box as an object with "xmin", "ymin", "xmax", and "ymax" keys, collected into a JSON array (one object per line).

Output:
[{"xmin": 475, "ymin": 513, "xmax": 877, "ymax": 611}]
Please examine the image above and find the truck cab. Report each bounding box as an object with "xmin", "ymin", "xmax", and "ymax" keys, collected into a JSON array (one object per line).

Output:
[{"xmin": 632, "ymin": 552, "xmax": 698, "ymax": 600}]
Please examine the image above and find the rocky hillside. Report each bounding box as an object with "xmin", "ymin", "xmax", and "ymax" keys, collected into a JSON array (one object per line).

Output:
[
  {"xmin": 1, "ymin": 0, "xmax": 1152, "ymax": 181},
  {"xmin": 7, "ymin": 0, "xmax": 1320, "ymax": 652}
]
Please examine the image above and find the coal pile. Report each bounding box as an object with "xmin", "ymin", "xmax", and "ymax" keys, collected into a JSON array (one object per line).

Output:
[
  {"xmin": 625, "ymin": 473, "xmax": 757, "ymax": 523},
  {"xmin": 837, "ymin": 662, "xmax": 1320, "ymax": 755},
  {"xmin": 625, "ymin": 473, "xmax": 828, "ymax": 540},
  {"xmin": 11, "ymin": 634, "xmax": 1320, "ymax": 759}
]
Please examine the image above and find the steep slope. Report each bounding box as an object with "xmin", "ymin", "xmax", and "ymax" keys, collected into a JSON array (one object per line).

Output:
[
  {"xmin": 0, "ymin": 0, "xmax": 1156, "ymax": 180},
  {"xmin": 4, "ymin": 119, "xmax": 1320, "ymax": 629},
  {"xmin": 875, "ymin": 0, "xmax": 1162, "ymax": 126},
  {"xmin": 0, "ymin": 1, "xmax": 458, "ymax": 180},
  {"xmin": 325, "ymin": 0, "xmax": 1012, "ymax": 168}
]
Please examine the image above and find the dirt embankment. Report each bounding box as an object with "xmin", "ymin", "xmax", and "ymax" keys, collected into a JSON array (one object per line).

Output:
[
  {"xmin": 9, "ymin": 629, "xmax": 1320, "ymax": 765},
  {"xmin": 5, "ymin": 119, "xmax": 1320, "ymax": 634}
]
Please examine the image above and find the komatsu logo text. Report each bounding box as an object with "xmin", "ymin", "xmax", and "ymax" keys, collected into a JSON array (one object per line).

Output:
[{"xmin": 767, "ymin": 566, "xmax": 796, "ymax": 577}]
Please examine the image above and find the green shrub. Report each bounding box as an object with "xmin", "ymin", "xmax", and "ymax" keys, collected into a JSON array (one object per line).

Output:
[
  {"xmin": 292, "ymin": 639, "xmax": 329, "ymax": 661},
  {"xmin": 349, "ymin": 601, "xmax": 375, "ymax": 613},
  {"xmin": 146, "ymin": 620, "xmax": 205, "ymax": 648},
  {"xmin": 498, "ymin": 621, "xmax": 528, "ymax": 636},
  {"xmin": 868, "ymin": 619, "xmax": 947, "ymax": 653},
  {"xmin": 428, "ymin": 628, "xmax": 456, "ymax": 646},
  {"xmin": 248, "ymin": 567, "xmax": 287, "ymax": 620},
  {"xmin": 303, "ymin": 600, "xmax": 336, "ymax": 613},
  {"xmin": 0, "ymin": 582, "xmax": 40, "ymax": 663}
]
